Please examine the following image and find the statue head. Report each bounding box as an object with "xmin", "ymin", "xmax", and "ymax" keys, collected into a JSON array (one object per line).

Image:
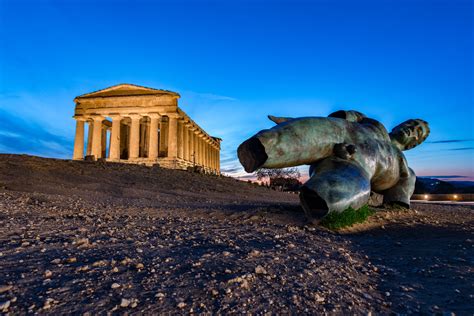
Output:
[{"xmin": 390, "ymin": 119, "xmax": 430, "ymax": 150}]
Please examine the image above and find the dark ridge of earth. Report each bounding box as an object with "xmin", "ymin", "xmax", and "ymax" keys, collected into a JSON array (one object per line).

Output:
[{"xmin": 0, "ymin": 154, "xmax": 472, "ymax": 314}]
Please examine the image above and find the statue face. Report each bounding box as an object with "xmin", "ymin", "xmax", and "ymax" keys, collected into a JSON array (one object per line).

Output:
[{"xmin": 391, "ymin": 119, "xmax": 430, "ymax": 150}]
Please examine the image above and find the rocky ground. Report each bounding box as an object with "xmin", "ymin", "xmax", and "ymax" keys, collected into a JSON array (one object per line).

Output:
[{"xmin": 0, "ymin": 154, "xmax": 472, "ymax": 314}]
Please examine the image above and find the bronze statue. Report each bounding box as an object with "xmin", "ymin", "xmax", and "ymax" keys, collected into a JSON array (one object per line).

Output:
[{"xmin": 237, "ymin": 110, "xmax": 429, "ymax": 220}]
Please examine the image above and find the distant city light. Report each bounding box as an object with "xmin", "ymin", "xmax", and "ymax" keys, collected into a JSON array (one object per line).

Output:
[
  {"xmin": 453, "ymin": 194, "xmax": 458, "ymax": 199},
  {"xmin": 424, "ymin": 194, "xmax": 429, "ymax": 200}
]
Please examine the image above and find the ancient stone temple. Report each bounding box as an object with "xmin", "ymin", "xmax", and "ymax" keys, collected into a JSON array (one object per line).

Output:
[{"xmin": 72, "ymin": 84, "xmax": 221, "ymax": 174}]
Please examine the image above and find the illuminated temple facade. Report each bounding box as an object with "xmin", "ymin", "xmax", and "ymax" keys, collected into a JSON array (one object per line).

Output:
[{"xmin": 72, "ymin": 84, "xmax": 221, "ymax": 174}]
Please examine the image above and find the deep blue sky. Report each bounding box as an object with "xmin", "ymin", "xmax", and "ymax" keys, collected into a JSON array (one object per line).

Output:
[{"xmin": 0, "ymin": 0, "xmax": 472, "ymax": 180}]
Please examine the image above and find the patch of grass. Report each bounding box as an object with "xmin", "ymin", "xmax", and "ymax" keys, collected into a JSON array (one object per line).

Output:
[{"xmin": 320, "ymin": 205, "xmax": 375, "ymax": 230}]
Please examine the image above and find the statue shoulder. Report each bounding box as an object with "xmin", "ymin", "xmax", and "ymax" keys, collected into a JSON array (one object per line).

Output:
[{"xmin": 329, "ymin": 110, "xmax": 390, "ymax": 139}]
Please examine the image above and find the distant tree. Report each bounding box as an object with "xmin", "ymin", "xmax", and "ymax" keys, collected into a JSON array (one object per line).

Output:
[{"xmin": 256, "ymin": 167, "xmax": 302, "ymax": 191}]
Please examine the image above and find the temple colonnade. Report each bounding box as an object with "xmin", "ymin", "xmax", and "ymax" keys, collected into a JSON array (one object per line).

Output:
[{"xmin": 72, "ymin": 84, "xmax": 221, "ymax": 174}]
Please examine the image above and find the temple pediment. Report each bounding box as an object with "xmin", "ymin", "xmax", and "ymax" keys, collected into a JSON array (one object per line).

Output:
[{"xmin": 76, "ymin": 83, "xmax": 180, "ymax": 99}]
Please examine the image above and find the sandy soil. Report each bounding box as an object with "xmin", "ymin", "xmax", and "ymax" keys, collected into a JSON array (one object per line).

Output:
[{"xmin": 0, "ymin": 154, "xmax": 472, "ymax": 314}]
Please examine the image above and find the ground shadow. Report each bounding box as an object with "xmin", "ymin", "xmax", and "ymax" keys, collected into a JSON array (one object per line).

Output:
[{"xmin": 346, "ymin": 222, "xmax": 473, "ymax": 314}]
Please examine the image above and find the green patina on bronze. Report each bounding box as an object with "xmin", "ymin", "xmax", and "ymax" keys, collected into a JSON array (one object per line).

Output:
[{"xmin": 237, "ymin": 110, "xmax": 430, "ymax": 220}]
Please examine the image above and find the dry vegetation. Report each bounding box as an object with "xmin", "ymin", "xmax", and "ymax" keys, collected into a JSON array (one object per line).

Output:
[{"xmin": 0, "ymin": 154, "xmax": 472, "ymax": 314}]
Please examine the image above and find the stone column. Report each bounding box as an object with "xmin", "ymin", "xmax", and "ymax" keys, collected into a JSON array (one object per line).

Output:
[
  {"xmin": 202, "ymin": 138, "xmax": 206, "ymax": 168},
  {"xmin": 196, "ymin": 135, "xmax": 201, "ymax": 166},
  {"xmin": 210, "ymin": 143, "xmax": 213, "ymax": 170},
  {"xmin": 195, "ymin": 134, "xmax": 200, "ymax": 165},
  {"xmin": 86, "ymin": 121, "xmax": 93, "ymax": 156},
  {"xmin": 211, "ymin": 146, "xmax": 216, "ymax": 172},
  {"xmin": 148, "ymin": 113, "xmax": 160, "ymax": 160},
  {"xmin": 210, "ymin": 143, "xmax": 214, "ymax": 170},
  {"xmin": 217, "ymin": 143, "xmax": 220, "ymax": 173},
  {"xmin": 167, "ymin": 114, "xmax": 179, "ymax": 159},
  {"xmin": 90, "ymin": 116, "xmax": 104, "ymax": 159},
  {"xmin": 207, "ymin": 141, "xmax": 211, "ymax": 169},
  {"xmin": 109, "ymin": 115, "xmax": 122, "ymax": 160},
  {"xmin": 189, "ymin": 129, "xmax": 195, "ymax": 164},
  {"xmin": 207, "ymin": 142, "xmax": 211, "ymax": 169},
  {"xmin": 199, "ymin": 135, "xmax": 204, "ymax": 166},
  {"xmin": 188, "ymin": 128, "xmax": 193, "ymax": 162},
  {"xmin": 204, "ymin": 138, "xmax": 209, "ymax": 168},
  {"xmin": 183, "ymin": 124, "xmax": 189, "ymax": 161},
  {"xmin": 214, "ymin": 147, "xmax": 218, "ymax": 172},
  {"xmin": 216, "ymin": 147, "xmax": 220, "ymax": 173},
  {"xmin": 128, "ymin": 114, "xmax": 141, "ymax": 159},
  {"xmin": 215, "ymin": 147, "xmax": 218, "ymax": 172},
  {"xmin": 73, "ymin": 117, "xmax": 86, "ymax": 160},
  {"xmin": 177, "ymin": 120, "xmax": 184, "ymax": 159}
]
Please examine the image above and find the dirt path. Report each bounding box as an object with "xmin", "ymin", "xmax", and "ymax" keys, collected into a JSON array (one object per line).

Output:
[{"xmin": 0, "ymin": 155, "xmax": 472, "ymax": 314}]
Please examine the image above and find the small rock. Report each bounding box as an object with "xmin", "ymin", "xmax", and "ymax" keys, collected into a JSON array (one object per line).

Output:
[
  {"xmin": 67, "ymin": 257, "xmax": 77, "ymax": 263},
  {"xmin": 314, "ymin": 294, "xmax": 325, "ymax": 302},
  {"xmin": 44, "ymin": 270, "xmax": 53, "ymax": 278},
  {"xmin": 76, "ymin": 265, "xmax": 89, "ymax": 272},
  {"xmin": 0, "ymin": 300, "xmax": 11, "ymax": 311},
  {"xmin": 363, "ymin": 293, "xmax": 372, "ymax": 299},
  {"xmin": 120, "ymin": 298, "xmax": 131, "ymax": 308},
  {"xmin": 135, "ymin": 263, "xmax": 144, "ymax": 270},
  {"xmin": 75, "ymin": 238, "xmax": 89, "ymax": 247},
  {"xmin": 241, "ymin": 279, "xmax": 250, "ymax": 290},
  {"xmin": 177, "ymin": 302, "xmax": 186, "ymax": 309},
  {"xmin": 0, "ymin": 285, "xmax": 12, "ymax": 294},
  {"xmin": 255, "ymin": 265, "xmax": 267, "ymax": 274},
  {"xmin": 155, "ymin": 292, "xmax": 165, "ymax": 299},
  {"xmin": 43, "ymin": 298, "xmax": 54, "ymax": 310},
  {"xmin": 92, "ymin": 260, "xmax": 108, "ymax": 267},
  {"xmin": 249, "ymin": 250, "xmax": 261, "ymax": 257},
  {"xmin": 121, "ymin": 258, "xmax": 132, "ymax": 265},
  {"xmin": 111, "ymin": 283, "xmax": 120, "ymax": 289}
]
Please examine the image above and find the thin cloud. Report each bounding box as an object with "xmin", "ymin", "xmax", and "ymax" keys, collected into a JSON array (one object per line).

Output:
[
  {"xmin": 0, "ymin": 93, "xmax": 20, "ymax": 100},
  {"xmin": 221, "ymin": 156, "xmax": 239, "ymax": 164},
  {"xmin": 419, "ymin": 175, "xmax": 467, "ymax": 179},
  {"xmin": 447, "ymin": 147, "xmax": 474, "ymax": 151},
  {"xmin": 181, "ymin": 91, "xmax": 237, "ymax": 102},
  {"xmin": 221, "ymin": 167, "xmax": 242, "ymax": 173},
  {"xmin": 234, "ymin": 174, "xmax": 257, "ymax": 180},
  {"xmin": 426, "ymin": 139, "xmax": 474, "ymax": 144},
  {"xmin": 195, "ymin": 93, "xmax": 237, "ymax": 102},
  {"xmin": 0, "ymin": 109, "xmax": 72, "ymax": 158}
]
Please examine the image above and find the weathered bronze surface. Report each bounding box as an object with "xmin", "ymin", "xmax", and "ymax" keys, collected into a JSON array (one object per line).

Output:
[{"xmin": 237, "ymin": 110, "xmax": 429, "ymax": 219}]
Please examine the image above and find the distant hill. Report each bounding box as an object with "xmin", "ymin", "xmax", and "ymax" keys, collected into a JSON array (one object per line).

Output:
[{"xmin": 415, "ymin": 177, "xmax": 474, "ymax": 194}]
